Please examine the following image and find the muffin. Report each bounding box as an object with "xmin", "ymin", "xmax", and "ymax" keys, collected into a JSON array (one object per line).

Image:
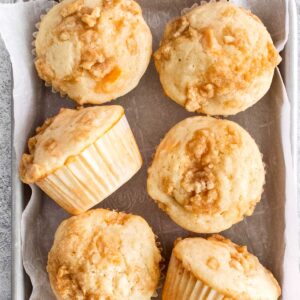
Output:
[
  {"xmin": 163, "ymin": 235, "xmax": 281, "ymax": 300},
  {"xmin": 47, "ymin": 209, "xmax": 162, "ymax": 299},
  {"xmin": 154, "ymin": 1, "xmax": 281, "ymax": 115},
  {"xmin": 20, "ymin": 106, "xmax": 142, "ymax": 214},
  {"xmin": 147, "ymin": 116, "xmax": 264, "ymax": 233},
  {"xmin": 35, "ymin": 0, "xmax": 152, "ymax": 104}
]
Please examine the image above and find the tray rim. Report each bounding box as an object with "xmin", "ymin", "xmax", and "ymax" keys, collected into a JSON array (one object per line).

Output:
[
  {"xmin": 10, "ymin": 0, "xmax": 298, "ymax": 299},
  {"xmin": 280, "ymin": 0, "xmax": 299, "ymax": 298}
]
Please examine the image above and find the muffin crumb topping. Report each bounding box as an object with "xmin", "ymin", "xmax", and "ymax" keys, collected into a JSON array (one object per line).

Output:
[
  {"xmin": 209, "ymin": 235, "xmax": 256, "ymax": 274},
  {"xmin": 206, "ymin": 257, "xmax": 219, "ymax": 270},
  {"xmin": 163, "ymin": 123, "xmax": 242, "ymax": 214}
]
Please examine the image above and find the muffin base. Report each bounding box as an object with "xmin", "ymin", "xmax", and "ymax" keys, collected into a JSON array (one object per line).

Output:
[
  {"xmin": 37, "ymin": 115, "xmax": 142, "ymax": 214},
  {"xmin": 163, "ymin": 254, "xmax": 226, "ymax": 300}
]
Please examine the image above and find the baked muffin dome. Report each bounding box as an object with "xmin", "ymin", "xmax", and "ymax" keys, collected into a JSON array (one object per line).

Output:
[
  {"xmin": 35, "ymin": 0, "xmax": 152, "ymax": 104},
  {"xmin": 163, "ymin": 235, "xmax": 281, "ymax": 300},
  {"xmin": 147, "ymin": 116, "xmax": 265, "ymax": 233},
  {"xmin": 20, "ymin": 106, "xmax": 142, "ymax": 214},
  {"xmin": 47, "ymin": 209, "xmax": 162, "ymax": 299},
  {"xmin": 154, "ymin": 2, "xmax": 281, "ymax": 115}
]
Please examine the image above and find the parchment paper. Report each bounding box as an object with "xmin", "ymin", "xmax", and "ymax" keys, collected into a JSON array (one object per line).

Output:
[{"xmin": 0, "ymin": 0, "xmax": 299, "ymax": 299}]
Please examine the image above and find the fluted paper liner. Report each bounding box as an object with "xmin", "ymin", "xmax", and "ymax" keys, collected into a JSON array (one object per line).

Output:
[
  {"xmin": 33, "ymin": 3, "xmax": 66, "ymax": 96},
  {"xmin": 163, "ymin": 254, "xmax": 225, "ymax": 300},
  {"xmin": 37, "ymin": 115, "xmax": 142, "ymax": 214}
]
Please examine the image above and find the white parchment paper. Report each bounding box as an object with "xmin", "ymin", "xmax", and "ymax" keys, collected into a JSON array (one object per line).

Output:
[{"xmin": 0, "ymin": 0, "xmax": 299, "ymax": 299}]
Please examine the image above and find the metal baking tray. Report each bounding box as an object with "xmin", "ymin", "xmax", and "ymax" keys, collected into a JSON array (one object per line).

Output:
[{"xmin": 10, "ymin": 0, "xmax": 298, "ymax": 299}]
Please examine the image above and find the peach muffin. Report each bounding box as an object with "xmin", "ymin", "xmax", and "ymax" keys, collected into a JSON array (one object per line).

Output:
[
  {"xmin": 20, "ymin": 106, "xmax": 142, "ymax": 214},
  {"xmin": 48, "ymin": 209, "xmax": 162, "ymax": 299},
  {"xmin": 163, "ymin": 235, "xmax": 281, "ymax": 300},
  {"xmin": 35, "ymin": 0, "xmax": 152, "ymax": 104},
  {"xmin": 154, "ymin": 1, "xmax": 281, "ymax": 115}
]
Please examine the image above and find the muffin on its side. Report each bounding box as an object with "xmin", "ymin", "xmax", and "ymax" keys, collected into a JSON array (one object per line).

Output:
[
  {"xmin": 35, "ymin": 0, "xmax": 152, "ymax": 104},
  {"xmin": 20, "ymin": 106, "xmax": 142, "ymax": 214},
  {"xmin": 154, "ymin": 1, "xmax": 281, "ymax": 115},
  {"xmin": 163, "ymin": 235, "xmax": 281, "ymax": 300},
  {"xmin": 47, "ymin": 209, "xmax": 162, "ymax": 300},
  {"xmin": 147, "ymin": 116, "xmax": 265, "ymax": 233}
]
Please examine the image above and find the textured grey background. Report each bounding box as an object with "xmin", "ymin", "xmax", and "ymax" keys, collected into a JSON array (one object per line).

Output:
[
  {"xmin": 0, "ymin": 35, "xmax": 12, "ymax": 300},
  {"xmin": 0, "ymin": 2, "xmax": 299, "ymax": 300}
]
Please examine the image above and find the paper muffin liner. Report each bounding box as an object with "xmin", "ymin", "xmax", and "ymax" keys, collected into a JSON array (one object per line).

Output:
[
  {"xmin": 32, "ymin": 2, "xmax": 66, "ymax": 96},
  {"xmin": 36, "ymin": 115, "xmax": 142, "ymax": 215},
  {"xmin": 155, "ymin": 238, "xmax": 166, "ymax": 297},
  {"xmin": 162, "ymin": 254, "xmax": 225, "ymax": 300},
  {"xmin": 147, "ymin": 237, "xmax": 165, "ymax": 298}
]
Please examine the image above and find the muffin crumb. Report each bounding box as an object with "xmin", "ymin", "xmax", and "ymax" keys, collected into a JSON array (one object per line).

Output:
[{"xmin": 206, "ymin": 257, "xmax": 219, "ymax": 270}]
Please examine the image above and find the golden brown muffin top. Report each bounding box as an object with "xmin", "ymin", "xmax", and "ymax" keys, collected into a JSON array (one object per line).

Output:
[
  {"xmin": 154, "ymin": 2, "xmax": 281, "ymax": 115},
  {"xmin": 147, "ymin": 117, "xmax": 265, "ymax": 233},
  {"xmin": 20, "ymin": 106, "xmax": 124, "ymax": 183},
  {"xmin": 35, "ymin": 0, "xmax": 152, "ymax": 104},
  {"xmin": 47, "ymin": 209, "xmax": 162, "ymax": 300}
]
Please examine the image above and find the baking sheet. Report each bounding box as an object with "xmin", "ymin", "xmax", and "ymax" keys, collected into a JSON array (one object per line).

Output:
[{"xmin": 0, "ymin": 0, "xmax": 299, "ymax": 299}]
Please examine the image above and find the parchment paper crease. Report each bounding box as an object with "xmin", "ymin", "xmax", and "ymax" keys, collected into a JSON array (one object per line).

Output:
[{"xmin": 0, "ymin": 0, "xmax": 299, "ymax": 299}]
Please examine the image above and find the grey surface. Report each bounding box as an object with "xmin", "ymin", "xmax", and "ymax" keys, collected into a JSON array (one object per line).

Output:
[
  {"xmin": 0, "ymin": 36, "xmax": 12, "ymax": 300},
  {"xmin": 0, "ymin": 2, "xmax": 299, "ymax": 300}
]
